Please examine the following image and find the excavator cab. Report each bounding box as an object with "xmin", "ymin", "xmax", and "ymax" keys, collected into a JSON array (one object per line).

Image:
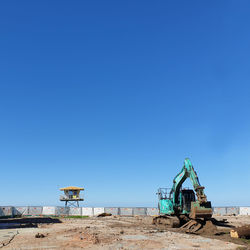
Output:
[{"xmin": 181, "ymin": 189, "xmax": 196, "ymax": 213}]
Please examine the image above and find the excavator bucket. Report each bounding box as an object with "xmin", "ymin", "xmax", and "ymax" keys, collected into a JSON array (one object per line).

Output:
[{"xmin": 189, "ymin": 201, "xmax": 212, "ymax": 219}]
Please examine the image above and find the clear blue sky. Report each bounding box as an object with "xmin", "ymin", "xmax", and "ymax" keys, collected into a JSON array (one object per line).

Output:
[{"xmin": 0, "ymin": 1, "xmax": 250, "ymax": 207}]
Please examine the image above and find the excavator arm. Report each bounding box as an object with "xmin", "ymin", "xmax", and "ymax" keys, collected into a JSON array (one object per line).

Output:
[
  {"xmin": 172, "ymin": 158, "xmax": 207, "ymax": 205},
  {"xmin": 171, "ymin": 158, "xmax": 212, "ymax": 219}
]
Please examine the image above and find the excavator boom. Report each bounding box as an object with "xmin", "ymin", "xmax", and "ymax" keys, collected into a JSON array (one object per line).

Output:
[{"xmin": 171, "ymin": 158, "xmax": 212, "ymax": 219}]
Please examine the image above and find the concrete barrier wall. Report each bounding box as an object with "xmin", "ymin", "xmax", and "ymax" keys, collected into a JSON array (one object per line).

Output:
[
  {"xmin": 213, "ymin": 207, "xmax": 241, "ymax": 216},
  {"xmin": 4, "ymin": 206, "xmax": 250, "ymax": 218}
]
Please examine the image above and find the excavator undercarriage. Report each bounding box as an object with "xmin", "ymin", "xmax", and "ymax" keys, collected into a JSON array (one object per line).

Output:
[{"xmin": 153, "ymin": 210, "xmax": 212, "ymax": 233}]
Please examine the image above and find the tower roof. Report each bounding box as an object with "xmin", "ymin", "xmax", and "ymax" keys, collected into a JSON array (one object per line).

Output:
[{"xmin": 60, "ymin": 186, "xmax": 84, "ymax": 191}]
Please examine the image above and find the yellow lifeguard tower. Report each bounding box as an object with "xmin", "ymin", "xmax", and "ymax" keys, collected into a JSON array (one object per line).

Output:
[{"xmin": 60, "ymin": 186, "xmax": 84, "ymax": 207}]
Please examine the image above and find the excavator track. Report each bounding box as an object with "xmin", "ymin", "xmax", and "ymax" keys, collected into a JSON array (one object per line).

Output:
[
  {"xmin": 153, "ymin": 215, "xmax": 215, "ymax": 234},
  {"xmin": 180, "ymin": 219, "xmax": 203, "ymax": 233},
  {"xmin": 153, "ymin": 215, "xmax": 180, "ymax": 228}
]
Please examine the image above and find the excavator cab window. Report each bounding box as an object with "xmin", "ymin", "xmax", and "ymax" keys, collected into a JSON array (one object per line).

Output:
[
  {"xmin": 181, "ymin": 189, "xmax": 196, "ymax": 212},
  {"xmin": 157, "ymin": 188, "xmax": 172, "ymax": 200}
]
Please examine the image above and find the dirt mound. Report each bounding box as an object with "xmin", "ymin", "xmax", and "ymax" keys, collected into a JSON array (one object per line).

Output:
[
  {"xmin": 179, "ymin": 219, "xmax": 218, "ymax": 235},
  {"xmin": 198, "ymin": 220, "xmax": 217, "ymax": 235}
]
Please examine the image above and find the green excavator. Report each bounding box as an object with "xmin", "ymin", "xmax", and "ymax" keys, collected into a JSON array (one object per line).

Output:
[{"xmin": 153, "ymin": 158, "xmax": 213, "ymax": 232}]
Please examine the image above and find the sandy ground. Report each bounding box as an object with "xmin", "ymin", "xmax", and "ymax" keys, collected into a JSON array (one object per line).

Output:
[{"xmin": 0, "ymin": 215, "xmax": 249, "ymax": 250}]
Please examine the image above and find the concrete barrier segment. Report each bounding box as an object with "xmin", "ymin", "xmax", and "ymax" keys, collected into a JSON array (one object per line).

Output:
[
  {"xmin": 104, "ymin": 207, "xmax": 119, "ymax": 215},
  {"xmin": 28, "ymin": 206, "xmax": 43, "ymax": 216},
  {"xmin": 239, "ymin": 207, "xmax": 250, "ymax": 215},
  {"xmin": 82, "ymin": 207, "xmax": 93, "ymax": 216},
  {"xmin": 133, "ymin": 207, "xmax": 146, "ymax": 216},
  {"xmin": 69, "ymin": 207, "xmax": 82, "ymax": 216},
  {"xmin": 146, "ymin": 208, "xmax": 159, "ymax": 216},
  {"xmin": 119, "ymin": 208, "xmax": 133, "ymax": 216},
  {"xmin": 0, "ymin": 206, "xmax": 14, "ymax": 217},
  {"xmin": 93, "ymin": 207, "xmax": 105, "ymax": 216},
  {"xmin": 213, "ymin": 207, "xmax": 227, "ymax": 216},
  {"xmin": 56, "ymin": 207, "xmax": 70, "ymax": 216},
  {"xmin": 42, "ymin": 206, "xmax": 57, "ymax": 216},
  {"xmin": 13, "ymin": 207, "xmax": 29, "ymax": 216},
  {"xmin": 226, "ymin": 207, "xmax": 239, "ymax": 215}
]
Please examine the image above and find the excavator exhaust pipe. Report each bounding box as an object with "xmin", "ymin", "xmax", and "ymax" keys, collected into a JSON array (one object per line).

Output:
[{"xmin": 190, "ymin": 201, "xmax": 213, "ymax": 219}]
